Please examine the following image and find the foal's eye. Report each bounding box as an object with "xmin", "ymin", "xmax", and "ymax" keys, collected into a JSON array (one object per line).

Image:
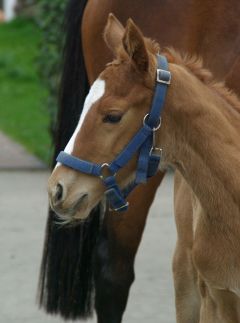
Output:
[{"xmin": 103, "ymin": 114, "xmax": 122, "ymax": 124}]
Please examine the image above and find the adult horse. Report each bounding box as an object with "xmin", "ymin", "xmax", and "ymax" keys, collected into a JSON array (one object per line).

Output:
[{"xmin": 38, "ymin": 1, "xmax": 240, "ymax": 322}]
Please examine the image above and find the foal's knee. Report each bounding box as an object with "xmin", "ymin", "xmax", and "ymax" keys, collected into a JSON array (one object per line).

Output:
[{"xmin": 172, "ymin": 244, "xmax": 195, "ymax": 283}]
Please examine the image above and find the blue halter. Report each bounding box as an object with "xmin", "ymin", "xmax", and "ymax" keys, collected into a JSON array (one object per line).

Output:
[{"xmin": 56, "ymin": 55, "xmax": 171, "ymax": 212}]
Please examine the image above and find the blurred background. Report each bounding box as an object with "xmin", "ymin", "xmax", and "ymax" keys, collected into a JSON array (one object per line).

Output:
[{"xmin": 0, "ymin": 0, "xmax": 66, "ymax": 167}]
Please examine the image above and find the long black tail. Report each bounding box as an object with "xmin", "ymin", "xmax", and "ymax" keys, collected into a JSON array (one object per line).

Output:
[{"xmin": 38, "ymin": 0, "xmax": 101, "ymax": 319}]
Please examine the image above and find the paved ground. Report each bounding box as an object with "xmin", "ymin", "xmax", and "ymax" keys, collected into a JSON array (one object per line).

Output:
[
  {"xmin": 0, "ymin": 131, "xmax": 46, "ymax": 169},
  {"xmin": 0, "ymin": 170, "xmax": 176, "ymax": 323}
]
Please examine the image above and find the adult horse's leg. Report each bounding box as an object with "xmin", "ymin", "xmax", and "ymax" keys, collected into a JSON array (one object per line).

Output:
[
  {"xmin": 173, "ymin": 171, "xmax": 200, "ymax": 323},
  {"xmin": 94, "ymin": 172, "xmax": 164, "ymax": 323}
]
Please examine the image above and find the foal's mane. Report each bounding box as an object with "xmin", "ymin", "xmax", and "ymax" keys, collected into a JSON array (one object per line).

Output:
[{"xmin": 164, "ymin": 47, "xmax": 240, "ymax": 115}]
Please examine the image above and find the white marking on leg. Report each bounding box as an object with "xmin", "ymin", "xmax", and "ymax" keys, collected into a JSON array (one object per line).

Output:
[{"xmin": 55, "ymin": 78, "xmax": 105, "ymax": 168}]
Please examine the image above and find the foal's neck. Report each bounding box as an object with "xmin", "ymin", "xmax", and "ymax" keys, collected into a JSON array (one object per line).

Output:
[{"xmin": 161, "ymin": 63, "xmax": 240, "ymax": 219}]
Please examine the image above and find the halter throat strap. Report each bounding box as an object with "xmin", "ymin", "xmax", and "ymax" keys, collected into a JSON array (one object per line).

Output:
[{"xmin": 56, "ymin": 55, "xmax": 171, "ymax": 212}]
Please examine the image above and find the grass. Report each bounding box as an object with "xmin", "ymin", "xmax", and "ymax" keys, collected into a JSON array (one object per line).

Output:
[{"xmin": 0, "ymin": 18, "xmax": 52, "ymax": 164}]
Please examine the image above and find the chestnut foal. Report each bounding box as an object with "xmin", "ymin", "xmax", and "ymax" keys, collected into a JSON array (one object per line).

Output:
[{"xmin": 48, "ymin": 16, "xmax": 240, "ymax": 322}]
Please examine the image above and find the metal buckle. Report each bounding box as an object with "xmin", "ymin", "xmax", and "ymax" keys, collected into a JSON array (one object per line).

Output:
[
  {"xmin": 156, "ymin": 69, "xmax": 171, "ymax": 85},
  {"xmin": 143, "ymin": 114, "xmax": 161, "ymax": 131},
  {"xmin": 110, "ymin": 201, "xmax": 129, "ymax": 212},
  {"xmin": 150, "ymin": 147, "xmax": 162, "ymax": 157},
  {"xmin": 99, "ymin": 163, "xmax": 115, "ymax": 180},
  {"xmin": 150, "ymin": 128, "xmax": 162, "ymax": 157}
]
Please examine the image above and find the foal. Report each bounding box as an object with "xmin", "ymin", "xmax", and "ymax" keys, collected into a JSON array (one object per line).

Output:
[{"xmin": 48, "ymin": 16, "xmax": 240, "ymax": 322}]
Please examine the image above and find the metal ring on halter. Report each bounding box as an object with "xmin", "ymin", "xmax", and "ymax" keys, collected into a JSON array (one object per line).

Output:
[
  {"xmin": 99, "ymin": 163, "xmax": 115, "ymax": 180},
  {"xmin": 143, "ymin": 114, "xmax": 162, "ymax": 131}
]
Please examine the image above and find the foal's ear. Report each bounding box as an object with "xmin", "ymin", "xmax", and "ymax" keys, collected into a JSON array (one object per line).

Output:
[
  {"xmin": 104, "ymin": 13, "xmax": 125, "ymax": 55},
  {"xmin": 122, "ymin": 19, "xmax": 149, "ymax": 72}
]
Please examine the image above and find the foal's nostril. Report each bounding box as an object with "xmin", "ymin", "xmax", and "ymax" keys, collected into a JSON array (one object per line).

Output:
[{"xmin": 54, "ymin": 183, "xmax": 64, "ymax": 203}]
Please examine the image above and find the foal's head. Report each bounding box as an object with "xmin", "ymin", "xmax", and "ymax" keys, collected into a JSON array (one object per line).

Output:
[{"xmin": 48, "ymin": 14, "xmax": 163, "ymax": 221}]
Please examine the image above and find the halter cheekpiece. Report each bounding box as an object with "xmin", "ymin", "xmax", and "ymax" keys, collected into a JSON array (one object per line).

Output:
[{"xmin": 56, "ymin": 55, "xmax": 171, "ymax": 212}]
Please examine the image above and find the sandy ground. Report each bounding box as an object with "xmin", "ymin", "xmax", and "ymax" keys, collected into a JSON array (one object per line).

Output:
[{"xmin": 0, "ymin": 171, "xmax": 176, "ymax": 323}]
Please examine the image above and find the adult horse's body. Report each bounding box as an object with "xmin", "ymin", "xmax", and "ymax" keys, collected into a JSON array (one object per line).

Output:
[{"xmin": 39, "ymin": 1, "xmax": 240, "ymax": 322}]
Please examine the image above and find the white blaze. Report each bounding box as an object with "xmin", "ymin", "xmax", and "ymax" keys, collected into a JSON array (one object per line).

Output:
[{"xmin": 56, "ymin": 78, "xmax": 105, "ymax": 167}]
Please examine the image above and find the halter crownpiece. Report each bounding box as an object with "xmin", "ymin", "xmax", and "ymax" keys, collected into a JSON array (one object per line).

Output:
[{"xmin": 56, "ymin": 55, "xmax": 171, "ymax": 212}]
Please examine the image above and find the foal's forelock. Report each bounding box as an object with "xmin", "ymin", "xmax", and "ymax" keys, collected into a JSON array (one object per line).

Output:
[{"xmin": 56, "ymin": 79, "xmax": 105, "ymax": 167}]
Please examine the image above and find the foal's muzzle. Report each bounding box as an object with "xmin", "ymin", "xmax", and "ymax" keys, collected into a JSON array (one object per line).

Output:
[{"xmin": 49, "ymin": 181, "xmax": 89, "ymax": 217}]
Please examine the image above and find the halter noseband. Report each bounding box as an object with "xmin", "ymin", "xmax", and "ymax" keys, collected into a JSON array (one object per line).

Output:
[{"xmin": 56, "ymin": 55, "xmax": 171, "ymax": 212}]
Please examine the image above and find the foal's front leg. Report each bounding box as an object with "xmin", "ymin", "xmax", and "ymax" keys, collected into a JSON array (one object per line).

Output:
[
  {"xmin": 173, "ymin": 171, "xmax": 200, "ymax": 323},
  {"xmin": 94, "ymin": 172, "xmax": 164, "ymax": 323}
]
